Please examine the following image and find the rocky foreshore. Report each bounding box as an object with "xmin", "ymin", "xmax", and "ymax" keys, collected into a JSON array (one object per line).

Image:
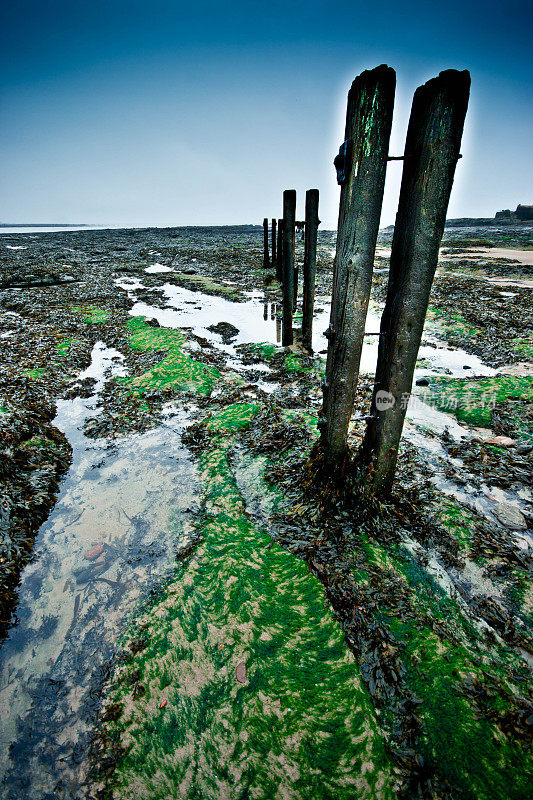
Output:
[{"xmin": 0, "ymin": 224, "xmax": 531, "ymax": 800}]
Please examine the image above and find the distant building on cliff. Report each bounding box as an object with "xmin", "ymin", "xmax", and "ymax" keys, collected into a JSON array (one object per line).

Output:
[{"xmin": 495, "ymin": 204, "xmax": 533, "ymax": 222}]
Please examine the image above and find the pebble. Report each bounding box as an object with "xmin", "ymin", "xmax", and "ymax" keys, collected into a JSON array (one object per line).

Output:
[
  {"xmin": 493, "ymin": 502, "xmax": 528, "ymax": 530},
  {"xmin": 84, "ymin": 544, "xmax": 105, "ymax": 560},
  {"xmin": 235, "ymin": 661, "xmax": 247, "ymax": 684},
  {"xmin": 484, "ymin": 436, "xmax": 517, "ymax": 448}
]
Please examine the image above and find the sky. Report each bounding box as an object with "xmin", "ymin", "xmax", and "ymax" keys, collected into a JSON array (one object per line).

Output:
[{"xmin": 1, "ymin": 0, "xmax": 531, "ymax": 229}]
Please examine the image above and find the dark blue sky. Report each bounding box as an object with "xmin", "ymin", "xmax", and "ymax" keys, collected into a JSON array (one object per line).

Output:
[{"xmin": 1, "ymin": 1, "xmax": 531, "ymax": 226}]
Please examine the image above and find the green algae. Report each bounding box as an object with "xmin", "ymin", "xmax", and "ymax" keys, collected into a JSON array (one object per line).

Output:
[
  {"xmin": 511, "ymin": 336, "xmax": 533, "ymax": 359},
  {"xmin": 249, "ymin": 342, "xmax": 277, "ymax": 360},
  {"xmin": 245, "ymin": 342, "xmax": 313, "ymax": 374},
  {"xmin": 174, "ymin": 272, "xmax": 243, "ymax": 301},
  {"xmin": 56, "ymin": 337, "xmax": 82, "ymax": 356},
  {"xmin": 284, "ymin": 352, "xmax": 311, "ymax": 373},
  {"xmin": 21, "ymin": 434, "xmax": 59, "ymax": 451},
  {"xmin": 123, "ymin": 316, "xmax": 219, "ymax": 395},
  {"xmin": 22, "ymin": 368, "xmax": 46, "ymax": 380},
  {"xmin": 73, "ymin": 305, "xmax": 110, "ymax": 323},
  {"xmin": 427, "ymin": 307, "xmax": 481, "ymax": 342},
  {"xmin": 101, "ymin": 413, "xmax": 395, "ymax": 800},
  {"xmin": 393, "ymin": 622, "xmax": 531, "ymax": 800},
  {"xmin": 435, "ymin": 497, "xmax": 478, "ymax": 551},
  {"xmin": 418, "ymin": 375, "xmax": 533, "ymax": 430},
  {"xmin": 206, "ymin": 403, "xmax": 260, "ymax": 432},
  {"xmin": 346, "ymin": 528, "xmax": 533, "ymax": 800}
]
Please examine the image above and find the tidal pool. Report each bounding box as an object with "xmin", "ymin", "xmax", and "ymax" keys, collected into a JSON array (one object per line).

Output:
[{"xmin": 0, "ymin": 345, "xmax": 200, "ymax": 799}]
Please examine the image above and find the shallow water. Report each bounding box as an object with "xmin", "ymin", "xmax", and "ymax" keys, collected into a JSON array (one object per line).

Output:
[
  {"xmin": 0, "ymin": 345, "xmax": 200, "ymax": 799},
  {"xmin": 122, "ymin": 279, "xmax": 494, "ymax": 384}
]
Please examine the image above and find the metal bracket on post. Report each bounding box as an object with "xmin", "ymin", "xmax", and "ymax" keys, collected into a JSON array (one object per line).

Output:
[
  {"xmin": 324, "ymin": 323, "xmax": 335, "ymax": 341},
  {"xmin": 334, "ymin": 139, "xmax": 353, "ymax": 185}
]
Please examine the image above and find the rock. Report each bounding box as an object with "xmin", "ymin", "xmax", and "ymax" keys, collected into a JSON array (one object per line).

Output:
[
  {"xmin": 516, "ymin": 443, "xmax": 533, "ymax": 455},
  {"xmin": 492, "ymin": 502, "xmax": 528, "ymax": 530},
  {"xmin": 144, "ymin": 317, "xmax": 160, "ymax": 327},
  {"xmin": 235, "ymin": 661, "xmax": 247, "ymax": 684},
  {"xmin": 84, "ymin": 544, "xmax": 105, "ymax": 560},
  {"xmin": 207, "ymin": 321, "xmax": 240, "ymax": 344},
  {"xmin": 415, "ymin": 378, "xmax": 429, "ymax": 387},
  {"xmin": 463, "ymin": 365, "xmax": 471, "ymax": 370},
  {"xmin": 183, "ymin": 267, "xmax": 197, "ymax": 275},
  {"xmin": 484, "ymin": 436, "xmax": 516, "ymax": 448}
]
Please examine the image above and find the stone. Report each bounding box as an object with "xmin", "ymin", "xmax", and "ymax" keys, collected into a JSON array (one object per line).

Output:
[
  {"xmin": 516, "ymin": 443, "xmax": 533, "ymax": 455},
  {"xmin": 207, "ymin": 321, "xmax": 239, "ymax": 344},
  {"xmin": 492, "ymin": 502, "xmax": 528, "ymax": 530},
  {"xmin": 84, "ymin": 544, "xmax": 105, "ymax": 560},
  {"xmin": 235, "ymin": 661, "xmax": 247, "ymax": 684},
  {"xmin": 484, "ymin": 436, "xmax": 516, "ymax": 448},
  {"xmin": 415, "ymin": 377, "xmax": 429, "ymax": 387}
]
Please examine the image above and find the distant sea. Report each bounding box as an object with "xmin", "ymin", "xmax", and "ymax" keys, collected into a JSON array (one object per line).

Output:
[
  {"xmin": 0, "ymin": 224, "xmax": 140, "ymax": 235},
  {"xmin": 0, "ymin": 224, "xmax": 264, "ymax": 235}
]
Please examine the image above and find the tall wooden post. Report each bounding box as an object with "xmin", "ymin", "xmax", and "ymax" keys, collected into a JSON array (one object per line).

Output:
[
  {"xmin": 362, "ymin": 69, "xmax": 470, "ymax": 495},
  {"xmin": 321, "ymin": 65, "xmax": 396, "ymax": 470},
  {"xmin": 282, "ymin": 190, "xmax": 296, "ymax": 346},
  {"xmin": 263, "ymin": 218, "xmax": 270, "ymax": 270},
  {"xmin": 293, "ymin": 225, "xmax": 299, "ymax": 312},
  {"xmin": 272, "ymin": 218, "xmax": 277, "ymax": 272},
  {"xmin": 302, "ymin": 189, "xmax": 319, "ymax": 351},
  {"xmin": 276, "ymin": 218, "xmax": 283, "ymax": 282}
]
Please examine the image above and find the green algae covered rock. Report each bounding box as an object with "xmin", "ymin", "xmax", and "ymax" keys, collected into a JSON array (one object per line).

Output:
[{"xmin": 100, "ymin": 426, "xmax": 395, "ymax": 800}]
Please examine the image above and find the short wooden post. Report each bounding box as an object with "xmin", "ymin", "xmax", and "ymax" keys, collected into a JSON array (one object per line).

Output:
[
  {"xmin": 282, "ymin": 190, "xmax": 296, "ymax": 346},
  {"xmin": 276, "ymin": 218, "xmax": 283, "ymax": 282},
  {"xmin": 272, "ymin": 218, "xmax": 277, "ymax": 272},
  {"xmin": 362, "ymin": 69, "xmax": 470, "ymax": 495},
  {"xmin": 302, "ymin": 189, "xmax": 319, "ymax": 351},
  {"xmin": 321, "ymin": 65, "xmax": 396, "ymax": 470},
  {"xmin": 263, "ymin": 218, "xmax": 270, "ymax": 270}
]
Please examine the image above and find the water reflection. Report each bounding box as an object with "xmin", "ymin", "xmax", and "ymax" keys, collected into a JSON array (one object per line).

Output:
[{"xmin": 0, "ymin": 346, "xmax": 200, "ymax": 799}]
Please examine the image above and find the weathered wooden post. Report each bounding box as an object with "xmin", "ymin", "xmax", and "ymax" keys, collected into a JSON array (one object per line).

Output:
[
  {"xmin": 362, "ymin": 69, "xmax": 470, "ymax": 495},
  {"xmin": 320, "ymin": 65, "xmax": 396, "ymax": 470},
  {"xmin": 302, "ymin": 189, "xmax": 319, "ymax": 351},
  {"xmin": 272, "ymin": 218, "xmax": 277, "ymax": 273},
  {"xmin": 293, "ymin": 223, "xmax": 303, "ymax": 311},
  {"xmin": 276, "ymin": 218, "xmax": 283, "ymax": 282},
  {"xmin": 263, "ymin": 218, "xmax": 270, "ymax": 270},
  {"xmin": 282, "ymin": 190, "xmax": 296, "ymax": 346}
]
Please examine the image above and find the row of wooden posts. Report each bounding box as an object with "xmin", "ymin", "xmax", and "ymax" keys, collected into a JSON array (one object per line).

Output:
[
  {"xmin": 263, "ymin": 186, "xmax": 320, "ymax": 352},
  {"xmin": 263, "ymin": 65, "xmax": 470, "ymax": 496}
]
